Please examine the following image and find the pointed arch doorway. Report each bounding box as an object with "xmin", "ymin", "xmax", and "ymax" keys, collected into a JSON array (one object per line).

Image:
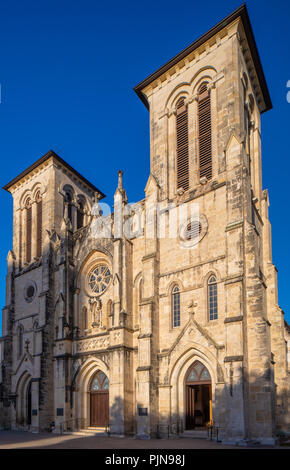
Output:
[
  {"xmin": 89, "ymin": 370, "xmax": 109, "ymax": 427},
  {"xmin": 185, "ymin": 361, "xmax": 212, "ymax": 429}
]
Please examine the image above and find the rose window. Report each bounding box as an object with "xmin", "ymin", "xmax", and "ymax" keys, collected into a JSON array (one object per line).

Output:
[{"xmin": 88, "ymin": 264, "xmax": 112, "ymax": 294}]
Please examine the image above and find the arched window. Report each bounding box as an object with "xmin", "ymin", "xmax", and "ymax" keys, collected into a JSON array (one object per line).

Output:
[
  {"xmin": 198, "ymin": 82, "xmax": 212, "ymax": 181},
  {"xmin": 33, "ymin": 321, "xmax": 38, "ymax": 355},
  {"xmin": 172, "ymin": 285, "xmax": 181, "ymax": 327},
  {"xmin": 176, "ymin": 97, "xmax": 189, "ymax": 191},
  {"xmin": 25, "ymin": 198, "xmax": 32, "ymax": 263},
  {"xmin": 65, "ymin": 191, "xmax": 73, "ymax": 223},
  {"xmin": 136, "ymin": 278, "xmax": 142, "ymax": 327},
  {"xmin": 90, "ymin": 370, "xmax": 109, "ymax": 391},
  {"xmin": 36, "ymin": 191, "xmax": 42, "ymax": 257},
  {"xmin": 17, "ymin": 325, "xmax": 24, "ymax": 358},
  {"xmin": 77, "ymin": 200, "xmax": 85, "ymax": 229},
  {"xmin": 186, "ymin": 360, "xmax": 211, "ymax": 383},
  {"xmin": 63, "ymin": 186, "xmax": 74, "ymax": 225},
  {"xmin": 208, "ymin": 275, "xmax": 218, "ymax": 320}
]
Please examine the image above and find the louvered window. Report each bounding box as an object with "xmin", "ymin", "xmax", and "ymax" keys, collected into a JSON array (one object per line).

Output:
[
  {"xmin": 198, "ymin": 83, "xmax": 212, "ymax": 181},
  {"xmin": 176, "ymin": 97, "xmax": 189, "ymax": 191},
  {"xmin": 25, "ymin": 199, "xmax": 32, "ymax": 263},
  {"xmin": 77, "ymin": 201, "xmax": 84, "ymax": 229},
  {"xmin": 36, "ymin": 192, "xmax": 42, "ymax": 257}
]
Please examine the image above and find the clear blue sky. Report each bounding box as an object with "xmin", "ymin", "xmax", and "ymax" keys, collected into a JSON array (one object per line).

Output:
[{"xmin": 0, "ymin": 0, "xmax": 289, "ymax": 330}]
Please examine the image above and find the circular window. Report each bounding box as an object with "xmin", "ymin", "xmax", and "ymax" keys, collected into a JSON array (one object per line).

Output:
[
  {"xmin": 183, "ymin": 221, "xmax": 202, "ymax": 241},
  {"xmin": 88, "ymin": 264, "xmax": 112, "ymax": 295},
  {"xmin": 24, "ymin": 282, "xmax": 36, "ymax": 302},
  {"xmin": 179, "ymin": 215, "xmax": 208, "ymax": 247}
]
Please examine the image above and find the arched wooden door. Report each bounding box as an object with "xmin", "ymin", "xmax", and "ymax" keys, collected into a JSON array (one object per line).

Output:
[
  {"xmin": 185, "ymin": 361, "xmax": 212, "ymax": 429},
  {"xmin": 90, "ymin": 370, "xmax": 109, "ymax": 427}
]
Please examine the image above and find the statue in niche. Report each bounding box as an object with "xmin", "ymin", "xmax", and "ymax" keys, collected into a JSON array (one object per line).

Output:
[{"xmin": 89, "ymin": 297, "xmax": 104, "ymax": 328}]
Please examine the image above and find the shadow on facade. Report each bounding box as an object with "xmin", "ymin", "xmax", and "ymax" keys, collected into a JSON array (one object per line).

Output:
[{"xmin": 0, "ymin": 364, "xmax": 289, "ymax": 442}]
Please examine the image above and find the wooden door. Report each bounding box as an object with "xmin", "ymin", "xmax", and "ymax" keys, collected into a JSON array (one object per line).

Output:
[
  {"xmin": 185, "ymin": 361, "xmax": 212, "ymax": 429},
  {"xmin": 186, "ymin": 385, "xmax": 195, "ymax": 429},
  {"xmin": 90, "ymin": 391, "xmax": 109, "ymax": 427},
  {"xmin": 89, "ymin": 370, "xmax": 109, "ymax": 427}
]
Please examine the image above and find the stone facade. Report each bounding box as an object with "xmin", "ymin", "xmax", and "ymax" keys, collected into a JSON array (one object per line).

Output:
[{"xmin": 0, "ymin": 5, "xmax": 289, "ymax": 444}]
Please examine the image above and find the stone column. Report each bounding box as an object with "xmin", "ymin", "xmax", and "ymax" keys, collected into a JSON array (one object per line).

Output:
[
  {"xmin": 31, "ymin": 379, "xmax": 40, "ymax": 432},
  {"xmin": 136, "ymin": 175, "xmax": 160, "ymax": 438}
]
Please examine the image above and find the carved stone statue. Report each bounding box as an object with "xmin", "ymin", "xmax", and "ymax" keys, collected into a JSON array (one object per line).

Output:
[{"xmin": 89, "ymin": 297, "xmax": 103, "ymax": 328}]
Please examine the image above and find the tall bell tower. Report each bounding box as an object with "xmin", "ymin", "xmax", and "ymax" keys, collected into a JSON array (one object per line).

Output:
[{"xmin": 133, "ymin": 5, "xmax": 288, "ymax": 441}]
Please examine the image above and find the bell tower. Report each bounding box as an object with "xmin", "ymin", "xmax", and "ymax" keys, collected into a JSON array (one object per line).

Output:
[{"xmin": 133, "ymin": 5, "xmax": 287, "ymax": 442}]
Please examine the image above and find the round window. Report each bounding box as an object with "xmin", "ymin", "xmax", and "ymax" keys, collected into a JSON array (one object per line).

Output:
[
  {"xmin": 88, "ymin": 264, "xmax": 112, "ymax": 295},
  {"xmin": 179, "ymin": 215, "xmax": 208, "ymax": 247},
  {"xmin": 182, "ymin": 221, "xmax": 202, "ymax": 241},
  {"xmin": 26, "ymin": 285, "xmax": 35, "ymax": 298},
  {"xmin": 24, "ymin": 282, "xmax": 36, "ymax": 302}
]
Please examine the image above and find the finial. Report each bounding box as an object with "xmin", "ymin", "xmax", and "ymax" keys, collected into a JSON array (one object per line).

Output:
[{"xmin": 118, "ymin": 170, "xmax": 123, "ymax": 190}]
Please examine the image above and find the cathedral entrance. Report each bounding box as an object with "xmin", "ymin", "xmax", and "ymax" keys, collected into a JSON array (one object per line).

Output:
[
  {"xmin": 89, "ymin": 370, "xmax": 109, "ymax": 427},
  {"xmin": 185, "ymin": 361, "xmax": 212, "ymax": 429}
]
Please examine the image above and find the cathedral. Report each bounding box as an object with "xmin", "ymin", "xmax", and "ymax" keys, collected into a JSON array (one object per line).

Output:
[{"xmin": 0, "ymin": 5, "xmax": 289, "ymax": 445}]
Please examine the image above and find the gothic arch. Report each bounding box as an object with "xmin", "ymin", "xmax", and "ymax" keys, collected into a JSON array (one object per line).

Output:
[
  {"xmin": 75, "ymin": 249, "xmax": 113, "ymax": 290},
  {"xmin": 168, "ymin": 345, "xmax": 222, "ymax": 430},
  {"xmin": 202, "ymin": 268, "xmax": 221, "ymax": 286},
  {"xmin": 74, "ymin": 357, "xmax": 110, "ymax": 429},
  {"xmin": 15, "ymin": 370, "xmax": 32, "ymax": 427},
  {"xmin": 166, "ymin": 279, "xmax": 184, "ymax": 296}
]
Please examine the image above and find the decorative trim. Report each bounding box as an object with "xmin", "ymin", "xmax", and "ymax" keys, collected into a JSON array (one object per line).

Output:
[
  {"xmin": 75, "ymin": 331, "xmax": 110, "ymax": 341},
  {"xmin": 158, "ymin": 317, "xmax": 224, "ymax": 359}
]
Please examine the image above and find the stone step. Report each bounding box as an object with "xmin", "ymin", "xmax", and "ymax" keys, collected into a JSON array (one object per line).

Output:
[{"xmin": 63, "ymin": 427, "xmax": 108, "ymax": 437}]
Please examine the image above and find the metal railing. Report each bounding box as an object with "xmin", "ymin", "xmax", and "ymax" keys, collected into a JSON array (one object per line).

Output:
[
  {"xmin": 207, "ymin": 424, "xmax": 221, "ymax": 442},
  {"xmin": 57, "ymin": 417, "xmax": 86, "ymax": 434}
]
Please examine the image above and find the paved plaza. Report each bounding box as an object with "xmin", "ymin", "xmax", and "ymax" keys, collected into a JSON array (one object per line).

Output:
[{"xmin": 0, "ymin": 431, "xmax": 285, "ymax": 450}]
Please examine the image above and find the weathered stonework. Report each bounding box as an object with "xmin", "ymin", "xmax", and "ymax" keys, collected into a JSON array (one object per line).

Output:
[{"xmin": 0, "ymin": 5, "xmax": 289, "ymax": 444}]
